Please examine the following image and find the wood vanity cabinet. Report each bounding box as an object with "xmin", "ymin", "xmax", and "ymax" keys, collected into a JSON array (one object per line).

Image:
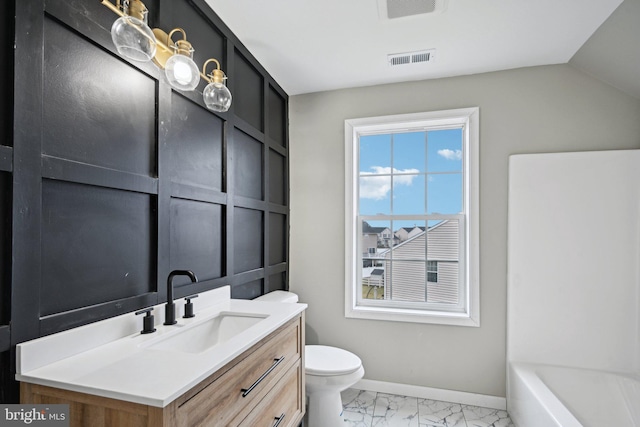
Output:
[{"xmin": 21, "ymin": 313, "xmax": 305, "ymax": 427}]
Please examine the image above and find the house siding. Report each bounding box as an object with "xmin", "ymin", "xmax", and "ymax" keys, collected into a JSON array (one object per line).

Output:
[
  {"xmin": 384, "ymin": 220, "xmax": 460, "ymax": 303},
  {"xmin": 428, "ymin": 220, "xmax": 459, "ymax": 260}
]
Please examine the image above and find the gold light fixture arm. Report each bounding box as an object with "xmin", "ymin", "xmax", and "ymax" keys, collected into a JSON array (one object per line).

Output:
[
  {"xmin": 101, "ymin": 0, "xmax": 147, "ymax": 21},
  {"xmin": 166, "ymin": 28, "xmax": 193, "ymax": 56},
  {"xmin": 150, "ymin": 28, "xmax": 195, "ymax": 69},
  {"xmin": 101, "ymin": 0, "xmax": 124, "ymax": 17},
  {"xmin": 201, "ymin": 58, "xmax": 227, "ymax": 84}
]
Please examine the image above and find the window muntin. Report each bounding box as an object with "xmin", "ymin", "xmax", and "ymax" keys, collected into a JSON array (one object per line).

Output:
[{"xmin": 345, "ymin": 108, "xmax": 479, "ymax": 326}]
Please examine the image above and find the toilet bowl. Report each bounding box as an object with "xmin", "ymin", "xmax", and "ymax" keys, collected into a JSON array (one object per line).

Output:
[{"xmin": 255, "ymin": 291, "xmax": 364, "ymax": 427}]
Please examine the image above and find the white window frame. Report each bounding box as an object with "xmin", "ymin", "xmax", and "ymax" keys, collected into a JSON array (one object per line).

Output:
[{"xmin": 344, "ymin": 108, "xmax": 480, "ymax": 327}]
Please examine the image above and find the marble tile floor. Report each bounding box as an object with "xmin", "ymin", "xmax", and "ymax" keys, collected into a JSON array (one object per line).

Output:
[{"xmin": 341, "ymin": 388, "xmax": 515, "ymax": 427}]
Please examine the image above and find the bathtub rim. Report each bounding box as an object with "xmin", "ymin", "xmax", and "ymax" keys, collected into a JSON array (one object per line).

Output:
[{"xmin": 507, "ymin": 361, "xmax": 583, "ymax": 427}]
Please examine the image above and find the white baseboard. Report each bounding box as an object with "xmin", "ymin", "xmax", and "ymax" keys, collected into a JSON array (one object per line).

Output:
[{"xmin": 354, "ymin": 379, "xmax": 507, "ymax": 411}]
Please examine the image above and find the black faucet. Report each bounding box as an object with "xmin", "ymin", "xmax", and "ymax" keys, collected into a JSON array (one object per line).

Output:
[{"xmin": 164, "ymin": 270, "xmax": 198, "ymax": 325}]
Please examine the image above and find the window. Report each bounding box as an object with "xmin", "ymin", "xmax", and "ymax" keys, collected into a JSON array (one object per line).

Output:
[
  {"xmin": 345, "ymin": 108, "xmax": 479, "ymax": 326},
  {"xmin": 427, "ymin": 260, "xmax": 438, "ymax": 283}
]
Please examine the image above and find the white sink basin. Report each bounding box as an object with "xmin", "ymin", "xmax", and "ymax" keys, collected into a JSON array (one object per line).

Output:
[{"xmin": 144, "ymin": 312, "xmax": 268, "ymax": 354}]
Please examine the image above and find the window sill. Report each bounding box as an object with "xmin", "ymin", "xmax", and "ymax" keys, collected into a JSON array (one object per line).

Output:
[{"xmin": 345, "ymin": 304, "xmax": 480, "ymax": 327}]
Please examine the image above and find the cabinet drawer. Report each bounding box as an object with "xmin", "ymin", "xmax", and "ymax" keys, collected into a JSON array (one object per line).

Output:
[
  {"xmin": 238, "ymin": 360, "xmax": 303, "ymax": 427},
  {"xmin": 174, "ymin": 317, "xmax": 301, "ymax": 426}
]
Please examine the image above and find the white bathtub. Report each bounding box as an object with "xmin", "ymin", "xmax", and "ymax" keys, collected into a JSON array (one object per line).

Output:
[{"xmin": 508, "ymin": 362, "xmax": 640, "ymax": 427}]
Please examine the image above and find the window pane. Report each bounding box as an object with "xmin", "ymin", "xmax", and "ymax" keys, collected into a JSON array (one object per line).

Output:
[
  {"xmin": 427, "ymin": 260, "xmax": 438, "ymax": 283},
  {"xmin": 389, "ymin": 223, "xmax": 426, "ymax": 260},
  {"xmin": 386, "ymin": 260, "xmax": 426, "ymax": 302},
  {"xmin": 362, "ymin": 267, "xmax": 385, "ymax": 300},
  {"xmin": 362, "ymin": 220, "xmax": 392, "ymax": 252},
  {"xmin": 360, "ymin": 134, "xmax": 391, "ymax": 173},
  {"xmin": 393, "ymin": 132, "xmax": 425, "ymax": 172},
  {"xmin": 427, "ymin": 219, "xmax": 460, "ymax": 261},
  {"xmin": 361, "ymin": 223, "xmax": 379, "ymax": 265},
  {"xmin": 394, "ymin": 220, "xmax": 426, "ymax": 246},
  {"xmin": 427, "ymin": 260, "xmax": 459, "ymax": 304},
  {"xmin": 359, "ymin": 175, "xmax": 391, "ymax": 215},
  {"xmin": 393, "ymin": 174, "xmax": 425, "ymax": 215},
  {"xmin": 426, "ymin": 219, "xmax": 460, "ymax": 304},
  {"xmin": 362, "ymin": 219, "xmax": 390, "ymax": 301},
  {"xmin": 427, "ymin": 271, "xmax": 438, "ymax": 283},
  {"xmin": 427, "ymin": 128, "xmax": 463, "ymax": 173},
  {"xmin": 427, "ymin": 173, "xmax": 462, "ymax": 214}
]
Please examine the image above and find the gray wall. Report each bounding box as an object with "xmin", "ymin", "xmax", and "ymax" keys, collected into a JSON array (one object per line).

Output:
[{"xmin": 288, "ymin": 64, "xmax": 640, "ymax": 397}]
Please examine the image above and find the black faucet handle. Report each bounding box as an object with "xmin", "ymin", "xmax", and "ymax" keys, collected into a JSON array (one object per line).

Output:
[
  {"xmin": 135, "ymin": 307, "xmax": 156, "ymax": 334},
  {"xmin": 183, "ymin": 294, "xmax": 199, "ymax": 319}
]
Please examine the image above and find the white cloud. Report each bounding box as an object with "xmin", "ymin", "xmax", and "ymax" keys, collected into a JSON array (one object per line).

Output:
[
  {"xmin": 438, "ymin": 149, "xmax": 462, "ymax": 160},
  {"xmin": 360, "ymin": 167, "xmax": 419, "ymax": 200}
]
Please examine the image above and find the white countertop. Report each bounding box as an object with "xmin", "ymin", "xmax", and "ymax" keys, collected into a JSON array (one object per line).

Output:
[{"xmin": 16, "ymin": 286, "xmax": 307, "ymax": 407}]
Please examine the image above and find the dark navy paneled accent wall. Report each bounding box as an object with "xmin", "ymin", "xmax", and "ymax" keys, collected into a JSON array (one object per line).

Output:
[{"xmin": 1, "ymin": 0, "xmax": 289, "ymax": 402}]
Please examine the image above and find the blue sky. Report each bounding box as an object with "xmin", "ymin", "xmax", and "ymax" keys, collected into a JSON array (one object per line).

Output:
[{"xmin": 359, "ymin": 128, "xmax": 463, "ymax": 230}]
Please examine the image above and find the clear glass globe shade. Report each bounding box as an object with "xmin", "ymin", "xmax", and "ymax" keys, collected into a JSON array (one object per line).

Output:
[
  {"xmin": 203, "ymin": 82, "xmax": 232, "ymax": 112},
  {"xmin": 165, "ymin": 55, "xmax": 200, "ymax": 91},
  {"xmin": 110, "ymin": 16, "xmax": 156, "ymax": 62}
]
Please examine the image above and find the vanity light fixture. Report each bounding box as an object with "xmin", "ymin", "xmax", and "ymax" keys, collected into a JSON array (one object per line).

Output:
[
  {"xmin": 101, "ymin": 0, "xmax": 232, "ymax": 112},
  {"xmin": 202, "ymin": 59, "xmax": 232, "ymax": 112}
]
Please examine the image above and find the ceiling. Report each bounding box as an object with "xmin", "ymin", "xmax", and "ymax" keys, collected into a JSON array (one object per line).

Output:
[{"xmin": 205, "ymin": 0, "xmax": 625, "ymax": 96}]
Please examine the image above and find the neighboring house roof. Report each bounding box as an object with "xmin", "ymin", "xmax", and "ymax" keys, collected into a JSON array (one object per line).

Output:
[
  {"xmin": 364, "ymin": 227, "xmax": 389, "ymax": 234},
  {"xmin": 379, "ymin": 220, "xmax": 453, "ymax": 256},
  {"xmin": 400, "ymin": 226, "xmax": 426, "ymax": 233},
  {"xmin": 371, "ymin": 269, "xmax": 384, "ymax": 276},
  {"xmin": 362, "ymin": 222, "xmax": 391, "ymax": 234}
]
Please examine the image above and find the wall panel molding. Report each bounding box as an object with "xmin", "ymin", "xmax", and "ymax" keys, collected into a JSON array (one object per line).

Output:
[{"xmin": 0, "ymin": 146, "xmax": 11, "ymax": 172}]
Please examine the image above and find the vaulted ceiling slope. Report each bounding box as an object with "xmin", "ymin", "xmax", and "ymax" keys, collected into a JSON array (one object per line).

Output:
[
  {"xmin": 205, "ymin": 0, "xmax": 631, "ymax": 96},
  {"xmin": 569, "ymin": 0, "xmax": 640, "ymax": 100}
]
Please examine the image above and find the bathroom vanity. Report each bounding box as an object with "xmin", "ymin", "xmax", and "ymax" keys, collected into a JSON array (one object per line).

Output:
[{"xmin": 17, "ymin": 286, "xmax": 306, "ymax": 427}]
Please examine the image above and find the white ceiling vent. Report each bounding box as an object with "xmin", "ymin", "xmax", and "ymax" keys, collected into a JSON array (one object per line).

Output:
[
  {"xmin": 379, "ymin": 0, "xmax": 448, "ymax": 20},
  {"xmin": 388, "ymin": 49, "xmax": 436, "ymax": 67}
]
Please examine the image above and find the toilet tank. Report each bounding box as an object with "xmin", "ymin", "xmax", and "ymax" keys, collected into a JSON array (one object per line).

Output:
[{"xmin": 254, "ymin": 290, "xmax": 299, "ymax": 303}]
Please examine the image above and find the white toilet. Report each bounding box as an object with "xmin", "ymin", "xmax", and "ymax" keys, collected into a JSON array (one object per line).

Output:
[{"xmin": 255, "ymin": 291, "xmax": 365, "ymax": 427}]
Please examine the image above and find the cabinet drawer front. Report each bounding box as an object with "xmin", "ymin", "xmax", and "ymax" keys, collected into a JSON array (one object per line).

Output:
[
  {"xmin": 175, "ymin": 317, "xmax": 301, "ymax": 426},
  {"xmin": 238, "ymin": 361, "xmax": 303, "ymax": 427}
]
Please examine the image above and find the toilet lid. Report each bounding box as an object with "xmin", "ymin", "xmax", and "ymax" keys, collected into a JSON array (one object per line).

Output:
[{"xmin": 305, "ymin": 345, "xmax": 362, "ymax": 376}]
